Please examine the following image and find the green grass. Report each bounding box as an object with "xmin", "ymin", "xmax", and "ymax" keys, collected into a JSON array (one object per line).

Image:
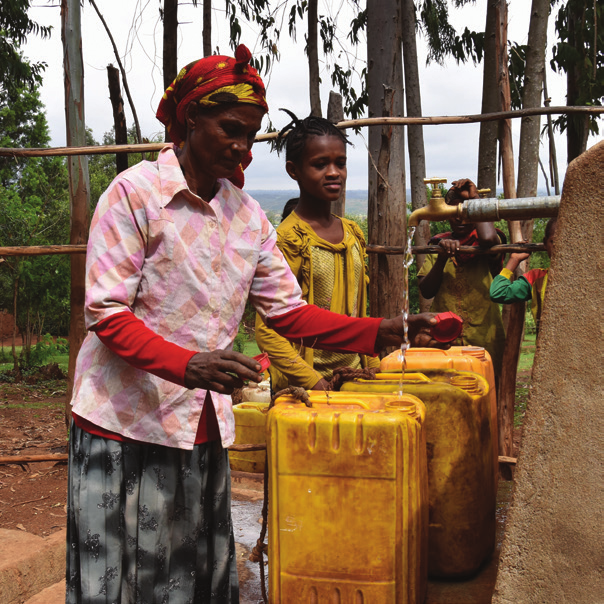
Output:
[
  {"xmin": 0, "ymin": 346, "xmax": 69, "ymax": 374},
  {"xmin": 242, "ymin": 340, "xmax": 261, "ymax": 357},
  {"xmin": 514, "ymin": 331, "xmax": 536, "ymax": 427}
]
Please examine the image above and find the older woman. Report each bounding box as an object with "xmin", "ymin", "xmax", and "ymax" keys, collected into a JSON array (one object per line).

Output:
[{"xmin": 66, "ymin": 45, "xmax": 439, "ymax": 604}]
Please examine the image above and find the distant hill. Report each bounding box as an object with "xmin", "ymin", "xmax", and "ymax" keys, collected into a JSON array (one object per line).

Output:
[{"xmin": 247, "ymin": 188, "xmax": 556, "ymax": 218}]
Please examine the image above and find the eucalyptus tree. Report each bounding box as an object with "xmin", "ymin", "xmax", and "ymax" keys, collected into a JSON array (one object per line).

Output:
[
  {"xmin": 0, "ymin": 0, "xmax": 52, "ymax": 93},
  {"xmin": 551, "ymin": 0, "xmax": 604, "ymax": 162}
]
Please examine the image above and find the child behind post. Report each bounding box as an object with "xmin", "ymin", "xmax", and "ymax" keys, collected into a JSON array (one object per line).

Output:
[{"xmin": 490, "ymin": 218, "xmax": 557, "ymax": 335}]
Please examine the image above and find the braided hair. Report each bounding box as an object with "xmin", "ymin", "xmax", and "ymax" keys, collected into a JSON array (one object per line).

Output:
[{"xmin": 277, "ymin": 109, "xmax": 350, "ymax": 164}]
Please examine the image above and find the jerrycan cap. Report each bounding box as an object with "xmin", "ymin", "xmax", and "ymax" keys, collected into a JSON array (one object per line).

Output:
[
  {"xmin": 431, "ymin": 311, "xmax": 463, "ymax": 342},
  {"xmin": 253, "ymin": 353, "xmax": 271, "ymax": 373}
]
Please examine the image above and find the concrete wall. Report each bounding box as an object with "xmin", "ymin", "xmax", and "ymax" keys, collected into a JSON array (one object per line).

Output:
[{"xmin": 493, "ymin": 141, "xmax": 604, "ymax": 602}]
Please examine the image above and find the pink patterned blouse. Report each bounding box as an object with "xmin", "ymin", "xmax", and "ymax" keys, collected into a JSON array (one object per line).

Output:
[{"xmin": 71, "ymin": 145, "xmax": 305, "ymax": 449}]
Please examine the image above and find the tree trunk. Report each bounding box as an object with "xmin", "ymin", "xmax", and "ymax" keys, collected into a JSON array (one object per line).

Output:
[
  {"xmin": 517, "ymin": 0, "xmax": 549, "ymax": 199},
  {"xmin": 307, "ymin": 0, "xmax": 321, "ymax": 117},
  {"xmin": 203, "ymin": 0, "xmax": 212, "ymax": 57},
  {"xmin": 401, "ymin": 0, "xmax": 430, "ymax": 311},
  {"xmin": 566, "ymin": 2, "xmax": 590, "ymax": 162},
  {"xmin": 12, "ymin": 276, "xmax": 19, "ymax": 371},
  {"xmin": 107, "ymin": 65, "xmax": 129, "ymax": 174},
  {"xmin": 477, "ymin": 0, "xmax": 499, "ymax": 193},
  {"xmin": 517, "ymin": 0, "xmax": 550, "ymax": 268},
  {"xmin": 62, "ymin": 0, "xmax": 91, "ymax": 422},
  {"xmin": 327, "ymin": 91, "xmax": 345, "ymax": 217},
  {"xmin": 367, "ymin": 1, "xmax": 406, "ymax": 334},
  {"xmin": 163, "ymin": 0, "xmax": 178, "ymax": 141},
  {"xmin": 543, "ymin": 71, "xmax": 560, "ymax": 194},
  {"xmin": 496, "ymin": 0, "xmax": 523, "ymax": 472}
]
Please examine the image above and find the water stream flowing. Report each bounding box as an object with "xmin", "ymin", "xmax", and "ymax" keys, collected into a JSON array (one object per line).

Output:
[{"xmin": 398, "ymin": 226, "xmax": 416, "ymax": 396}]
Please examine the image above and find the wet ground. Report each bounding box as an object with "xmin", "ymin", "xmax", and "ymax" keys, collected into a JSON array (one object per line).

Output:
[{"xmin": 232, "ymin": 473, "xmax": 514, "ymax": 603}]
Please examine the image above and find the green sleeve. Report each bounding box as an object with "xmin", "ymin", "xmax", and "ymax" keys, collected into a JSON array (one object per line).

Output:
[{"xmin": 489, "ymin": 273, "xmax": 533, "ymax": 303}]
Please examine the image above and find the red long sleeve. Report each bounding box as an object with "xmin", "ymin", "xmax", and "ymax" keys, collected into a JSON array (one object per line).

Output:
[
  {"xmin": 80, "ymin": 311, "xmax": 219, "ymax": 444},
  {"xmin": 91, "ymin": 311, "xmax": 196, "ymax": 386},
  {"xmin": 267, "ymin": 304, "xmax": 382, "ymax": 356}
]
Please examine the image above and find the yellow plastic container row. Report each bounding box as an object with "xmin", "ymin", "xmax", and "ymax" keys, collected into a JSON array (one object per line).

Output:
[
  {"xmin": 381, "ymin": 346, "xmax": 499, "ymax": 496},
  {"xmin": 268, "ymin": 392, "xmax": 428, "ymax": 604},
  {"xmin": 229, "ymin": 402, "xmax": 269, "ymax": 474},
  {"xmin": 341, "ymin": 370, "xmax": 495, "ymax": 579}
]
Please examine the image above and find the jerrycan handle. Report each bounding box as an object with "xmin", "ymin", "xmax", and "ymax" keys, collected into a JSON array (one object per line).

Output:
[
  {"xmin": 278, "ymin": 394, "xmax": 371, "ymax": 409},
  {"xmin": 375, "ymin": 372, "xmax": 431, "ymax": 383},
  {"xmin": 309, "ymin": 394, "xmax": 371, "ymax": 409}
]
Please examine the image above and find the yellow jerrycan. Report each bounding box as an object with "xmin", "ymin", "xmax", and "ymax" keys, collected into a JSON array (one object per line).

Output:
[
  {"xmin": 267, "ymin": 391, "xmax": 428, "ymax": 604},
  {"xmin": 229, "ymin": 402, "xmax": 269, "ymax": 473},
  {"xmin": 341, "ymin": 370, "xmax": 495, "ymax": 579},
  {"xmin": 380, "ymin": 346, "xmax": 498, "ymax": 496}
]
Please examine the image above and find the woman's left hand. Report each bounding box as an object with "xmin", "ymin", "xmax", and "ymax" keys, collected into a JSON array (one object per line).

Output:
[
  {"xmin": 184, "ymin": 350, "xmax": 263, "ymax": 394},
  {"xmin": 375, "ymin": 313, "xmax": 451, "ymax": 351}
]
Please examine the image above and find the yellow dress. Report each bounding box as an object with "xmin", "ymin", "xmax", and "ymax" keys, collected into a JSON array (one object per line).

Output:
[
  {"xmin": 255, "ymin": 211, "xmax": 380, "ymax": 390},
  {"xmin": 418, "ymin": 253, "xmax": 506, "ymax": 375}
]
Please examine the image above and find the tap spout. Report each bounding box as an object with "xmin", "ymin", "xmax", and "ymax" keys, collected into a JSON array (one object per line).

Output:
[{"xmin": 408, "ymin": 178, "xmax": 461, "ymax": 227}]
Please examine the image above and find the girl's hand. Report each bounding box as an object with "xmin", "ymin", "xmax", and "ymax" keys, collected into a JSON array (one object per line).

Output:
[
  {"xmin": 312, "ymin": 378, "xmax": 331, "ymax": 391},
  {"xmin": 505, "ymin": 244, "xmax": 531, "ymax": 272},
  {"xmin": 184, "ymin": 351, "xmax": 263, "ymax": 393},
  {"xmin": 437, "ymin": 238, "xmax": 460, "ymax": 258}
]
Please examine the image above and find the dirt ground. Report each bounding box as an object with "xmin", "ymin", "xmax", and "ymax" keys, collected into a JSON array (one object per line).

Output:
[
  {"xmin": 0, "ymin": 370, "xmax": 525, "ymax": 540},
  {"xmin": 0, "ymin": 378, "xmax": 68, "ymax": 538}
]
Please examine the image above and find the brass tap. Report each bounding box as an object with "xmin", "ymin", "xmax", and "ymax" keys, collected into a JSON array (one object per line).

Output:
[
  {"xmin": 477, "ymin": 188, "xmax": 491, "ymax": 199},
  {"xmin": 408, "ymin": 178, "xmax": 462, "ymax": 227}
]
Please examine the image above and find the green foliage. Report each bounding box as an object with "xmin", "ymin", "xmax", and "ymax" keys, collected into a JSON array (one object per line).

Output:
[
  {"xmin": 550, "ymin": 0, "xmax": 604, "ymax": 136},
  {"xmin": 0, "ymin": 83, "xmax": 71, "ymax": 365},
  {"xmin": 0, "ymin": 0, "xmax": 52, "ymax": 93},
  {"xmin": 25, "ymin": 334, "xmax": 69, "ymax": 367}
]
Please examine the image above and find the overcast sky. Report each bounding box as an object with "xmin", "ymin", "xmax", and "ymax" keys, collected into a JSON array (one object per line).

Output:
[{"xmin": 23, "ymin": 0, "xmax": 602, "ymax": 193}]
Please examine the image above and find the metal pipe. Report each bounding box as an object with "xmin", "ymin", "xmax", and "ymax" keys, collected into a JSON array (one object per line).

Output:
[{"xmin": 460, "ymin": 196, "xmax": 560, "ymax": 223}]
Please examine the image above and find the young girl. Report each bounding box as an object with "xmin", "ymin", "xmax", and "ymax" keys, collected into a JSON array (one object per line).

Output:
[
  {"xmin": 417, "ymin": 178, "xmax": 507, "ymax": 377},
  {"xmin": 490, "ymin": 217, "xmax": 557, "ymax": 334},
  {"xmin": 255, "ymin": 113, "xmax": 381, "ymax": 390}
]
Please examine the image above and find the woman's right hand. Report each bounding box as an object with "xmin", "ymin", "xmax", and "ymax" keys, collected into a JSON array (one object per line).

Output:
[{"xmin": 184, "ymin": 350, "xmax": 263, "ymax": 394}]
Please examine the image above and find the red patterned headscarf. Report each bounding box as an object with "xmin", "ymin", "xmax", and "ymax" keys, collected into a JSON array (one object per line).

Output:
[{"xmin": 156, "ymin": 44, "xmax": 268, "ymax": 188}]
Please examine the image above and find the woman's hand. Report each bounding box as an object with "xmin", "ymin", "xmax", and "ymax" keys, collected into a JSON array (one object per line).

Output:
[
  {"xmin": 375, "ymin": 313, "xmax": 451, "ymax": 351},
  {"xmin": 184, "ymin": 350, "xmax": 263, "ymax": 394}
]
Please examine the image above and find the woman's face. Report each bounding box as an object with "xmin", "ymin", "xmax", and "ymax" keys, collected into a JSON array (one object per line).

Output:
[
  {"xmin": 185, "ymin": 103, "xmax": 265, "ymax": 181},
  {"xmin": 286, "ymin": 135, "xmax": 347, "ymax": 203}
]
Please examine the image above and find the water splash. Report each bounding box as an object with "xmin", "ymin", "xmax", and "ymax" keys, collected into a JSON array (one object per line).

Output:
[{"xmin": 398, "ymin": 226, "xmax": 416, "ymax": 396}]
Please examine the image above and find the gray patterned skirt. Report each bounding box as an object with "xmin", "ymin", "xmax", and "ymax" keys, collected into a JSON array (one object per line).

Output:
[{"xmin": 66, "ymin": 422, "xmax": 239, "ymax": 603}]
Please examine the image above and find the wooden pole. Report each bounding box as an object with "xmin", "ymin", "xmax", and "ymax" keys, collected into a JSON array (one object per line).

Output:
[
  {"xmin": 0, "ymin": 106, "xmax": 601, "ymax": 159},
  {"xmin": 367, "ymin": 0, "xmax": 406, "ymax": 336},
  {"xmin": 496, "ymin": 0, "xmax": 524, "ymax": 473},
  {"xmin": 0, "ymin": 242, "xmax": 546, "ymax": 258},
  {"xmin": 62, "ymin": 0, "xmax": 90, "ymax": 425},
  {"xmin": 327, "ymin": 91, "xmax": 346, "ymax": 217},
  {"xmin": 107, "ymin": 65, "xmax": 129, "ymax": 174},
  {"xmin": 202, "ymin": 0, "xmax": 212, "ymax": 57}
]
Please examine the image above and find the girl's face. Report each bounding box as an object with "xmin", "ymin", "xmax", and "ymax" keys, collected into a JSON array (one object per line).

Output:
[
  {"xmin": 286, "ymin": 135, "xmax": 347, "ymax": 203},
  {"xmin": 544, "ymin": 224, "xmax": 556, "ymax": 258}
]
